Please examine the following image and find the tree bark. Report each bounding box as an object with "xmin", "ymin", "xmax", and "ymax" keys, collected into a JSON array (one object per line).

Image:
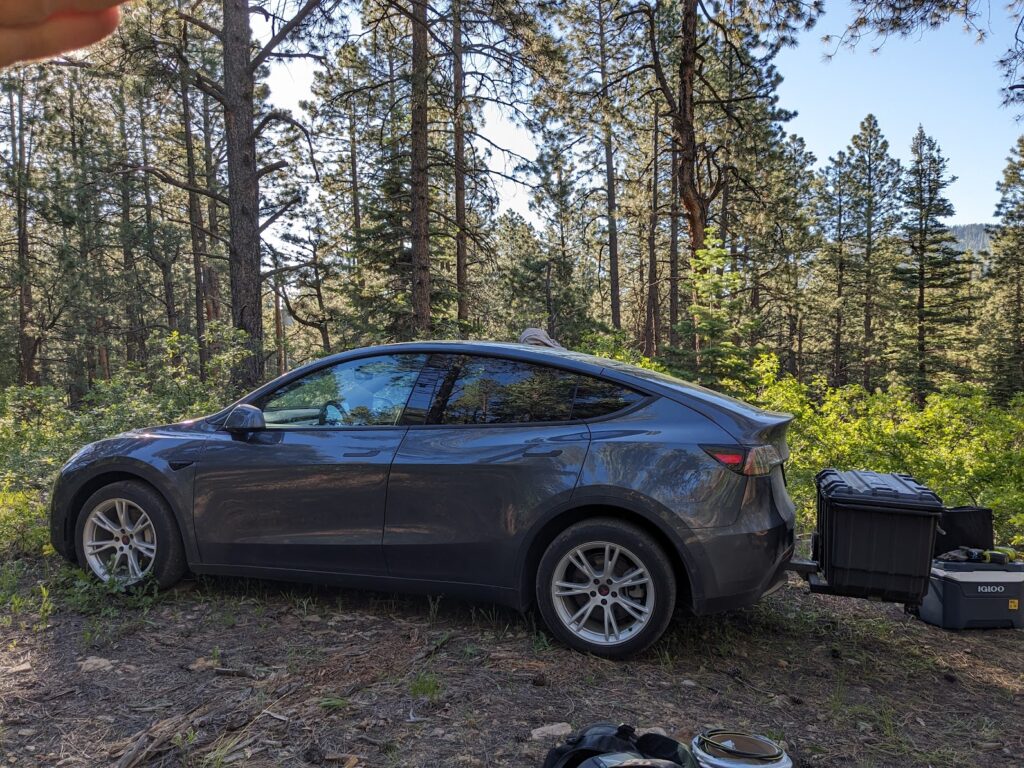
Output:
[
  {"xmin": 453, "ymin": 0, "xmax": 470, "ymax": 333},
  {"xmin": 202, "ymin": 91, "xmax": 223, "ymax": 322},
  {"xmin": 597, "ymin": 0, "xmax": 620, "ymax": 330},
  {"xmin": 668, "ymin": 141, "xmax": 680, "ymax": 347},
  {"xmin": 223, "ymin": 0, "xmax": 264, "ymax": 387},
  {"xmin": 410, "ymin": 0, "xmax": 432, "ymax": 336},
  {"xmin": 180, "ymin": 42, "xmax": 210, "ymax": 379},
  {"xmin": 117, "ymin": 88, "xmax": 147, "ymax": 365},
  {"xmin": 9, "ymin": 81, "xmax": 39, "ymax": 385},
  {"xmin": 643, "ymin": 105, "xmax": 659, "ymax": 358}
]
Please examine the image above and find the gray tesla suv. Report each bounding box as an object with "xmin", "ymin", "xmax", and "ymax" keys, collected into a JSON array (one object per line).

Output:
[{"xmin": 50, "ymin": 342, "xmax": 796, "ymax": 658}]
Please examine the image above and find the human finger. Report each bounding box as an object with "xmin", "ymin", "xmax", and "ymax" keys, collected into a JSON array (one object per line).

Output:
[
  {"xmin": 0, "ymin": 0, "xmax": 125, "ymax": 28},
  {"xmin": 0, "ymin": 7, "xmax": 121, "ymax": 67}
]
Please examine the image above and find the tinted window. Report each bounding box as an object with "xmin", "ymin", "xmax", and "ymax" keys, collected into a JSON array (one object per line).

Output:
[
  {"xmin": 571, "ymin": 377, "xmax": 644, "ymax": 420},
  {"xmin": 257, "ymin": 354, "xmax": 426, "ymax": 428},
  {"xmin": 425, "ymin": 356, "xmax": 576, "ymax": 425}
]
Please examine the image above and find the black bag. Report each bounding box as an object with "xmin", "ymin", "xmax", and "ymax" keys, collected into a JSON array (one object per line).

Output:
[
  {"xmin": 934, "ymin": 506, "xmax": 994, "ymax": 557},
  {"xmin": 541, "ymin": 723, "xmax": 697, "ymax": 768}
]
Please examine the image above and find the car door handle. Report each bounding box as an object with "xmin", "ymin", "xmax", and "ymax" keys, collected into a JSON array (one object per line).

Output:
[
  {"xmin": 343, "ymin": 449, "xmax": 381, "ymax": 458},
  {"xmin": 523, "ymin": 449, "xmax": 562, "ymax": 458}
]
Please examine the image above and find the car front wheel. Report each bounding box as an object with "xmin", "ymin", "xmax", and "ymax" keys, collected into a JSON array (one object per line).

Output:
[
  {"xmin": 536, "ymin": 518, "xmax": 676, "ymax": 658},
  {"xmin": 74, "ymin": 480, "xmax": 186, "ymax": 588}
]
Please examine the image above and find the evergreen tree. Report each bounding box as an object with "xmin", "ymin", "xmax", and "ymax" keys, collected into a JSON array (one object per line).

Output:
[
  {"xmin": 846, "ymin": 114, "xmax": 902, "ymax": 390},
  {"xmin": 896, "ymin": 127, "xmax": 973, "ymax": 403},
  {"xmin": 987, "ymin": 136, "xmax": 1024, "ymax": 398}
]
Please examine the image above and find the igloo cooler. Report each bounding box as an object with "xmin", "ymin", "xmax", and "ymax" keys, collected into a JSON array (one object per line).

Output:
[{"xmin": 918, "ymin": 561, "xmax": 1024, "ymax": 630}]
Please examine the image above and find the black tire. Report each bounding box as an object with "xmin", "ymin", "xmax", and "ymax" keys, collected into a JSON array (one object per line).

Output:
[
  {"xmin": 536, "ymin": 517, "xmax": 676, "ymax": 659},
  {"xmin": 74, "ymin": 480, "xmax": 187, "ymax": 589}
]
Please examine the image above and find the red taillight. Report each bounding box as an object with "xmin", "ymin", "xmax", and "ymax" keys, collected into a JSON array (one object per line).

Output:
[
  {"xmin": 703, "ymin": 446, "xmax": 747, "ymax": 470},
  {"xmin": 702, "ymin": 444, "xmax": 784, "ymax": 476}
]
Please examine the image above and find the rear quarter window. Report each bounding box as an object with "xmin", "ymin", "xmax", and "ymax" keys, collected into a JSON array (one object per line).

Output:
[{"xmin": 571, "ymin": 377, "xmax": 644, "ymax": 420}]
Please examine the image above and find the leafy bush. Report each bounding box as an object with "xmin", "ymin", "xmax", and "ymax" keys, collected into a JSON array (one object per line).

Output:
[
  {"xmin": 0, "ymin": 323, "xmax": 248, "ymax": 495},
  {"xmin": 750, "ymin": 356, "xmax": 1024, "ymax": 544}
]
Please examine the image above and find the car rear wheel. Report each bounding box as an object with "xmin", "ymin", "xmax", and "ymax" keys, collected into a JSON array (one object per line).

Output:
[
  {"xmin": 536, "ymin": 518, "xmax": 676, "ymax": 658},
  {"xmin": 74, "ymin": 481, "xmax": 186, "ymax": 589}
]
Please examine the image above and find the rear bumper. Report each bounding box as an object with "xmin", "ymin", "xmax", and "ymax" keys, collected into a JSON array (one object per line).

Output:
[{"xmin": 684, "ymin": 473, "xmax": 796, "ymax": 615}]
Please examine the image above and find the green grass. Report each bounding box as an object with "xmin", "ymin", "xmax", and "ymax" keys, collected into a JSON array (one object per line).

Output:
[{"xmin": 409, "ymin": 671, "xmax": 442, "ymax": 700}]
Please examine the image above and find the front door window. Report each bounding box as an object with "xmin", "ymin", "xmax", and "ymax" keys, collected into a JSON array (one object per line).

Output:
[{"xmin": 257, "ymin": 354, "xmax": 427, "ymax": 428}]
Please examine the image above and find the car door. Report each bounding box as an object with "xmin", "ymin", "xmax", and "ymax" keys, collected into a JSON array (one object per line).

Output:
[
  {"xmin": 383, "ymin": 353, "xmax": 591, "ymax": 589},
  {"xmin": 192, "ymin": 353, "xmax": 427, "ymax": 576}
]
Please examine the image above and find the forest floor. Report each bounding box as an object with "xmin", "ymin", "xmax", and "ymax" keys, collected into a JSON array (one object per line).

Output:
[{"xmin": 1, "ymin": 559, "xmax": 1022, "ymax": 768}]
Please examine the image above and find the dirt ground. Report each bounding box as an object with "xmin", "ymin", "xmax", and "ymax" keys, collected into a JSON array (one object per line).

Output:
[{"xmin": 1, "ymin": 559, "xmax": 1022, "ymax": 768}]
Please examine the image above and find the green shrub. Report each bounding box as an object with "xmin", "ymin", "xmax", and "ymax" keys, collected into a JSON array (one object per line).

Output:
[
  {"xmin": 750, "ymin": 355, "xmax": 1024, "ymax": 545},
  {"xmin": 0, "ymin": 489, "xmax": 49, "ymax": 558}
]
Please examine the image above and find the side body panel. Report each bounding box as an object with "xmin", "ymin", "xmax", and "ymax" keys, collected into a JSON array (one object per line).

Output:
[
  {"xmin": 575, "ymin": 396, "xmax": 793, "ymax": 613},
  {"xmin": 192, "ymin": 428, "xmax": 406, "ymax": 575},
  {"xmin": 384, "ymin": 424, "xmax": 590, "ymax": 587}
]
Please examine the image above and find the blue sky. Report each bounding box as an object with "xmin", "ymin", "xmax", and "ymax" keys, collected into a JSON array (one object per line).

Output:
[
  {"xmin": 264, "ymin": 5, "xmax": 1023, "ymax": 225},
  {"xmin": 777, "ymin": 8, "xmax": 1021, "ymax": 224}
]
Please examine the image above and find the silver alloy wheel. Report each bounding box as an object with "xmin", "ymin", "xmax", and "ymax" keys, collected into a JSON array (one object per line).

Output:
[
  {"xmin": 550, "ymin": 540, "xmax": 655, "ymax": 647},
  {"xmin": 82, "ymin": 498, "xmax": 157, "ymax": 584}
]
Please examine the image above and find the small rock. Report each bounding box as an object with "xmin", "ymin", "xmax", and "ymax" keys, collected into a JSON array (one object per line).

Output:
[
  {"xmin": 8, "ymin": 661, "xmax": 31, "ymax": 674},
  {"xmin": 680, "ymin": 679, "xmax": 697, "ymax": 687},
  {"xmin": 531, "ymin": 723, "xmax": 573, "ymax": 741},
  {"xmin": 17, "ymin": 728, "xmax": 36, "ymax": 737},
  {"xmin": 77, "ymin": 657, "xmax": 113, "ymax": 673},
  {"xmin": 188, "ymin": 657, "xmax": 218, "ymax": 672},
  {"xmin": 302, "ymin": 614, "xmax": 323, "ymax": 623}
]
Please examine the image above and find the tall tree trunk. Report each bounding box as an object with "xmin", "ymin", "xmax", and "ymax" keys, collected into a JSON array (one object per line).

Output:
[
  {"xmin": 117, "ymin": 88, "xmax": 147, "ymax": 365},
  {"xmin": 347, "ymin": 107, "xmax": 362, "ymax": 233},
  {"xmin": 274, "ymin": 278, "xmax": 286, "ymax": 375},
  {"xmin": 916, "ymin": 245, "xmax": 926, "ymax": 406},
  {"xmin": 9, "ymin": 82, "xmax": 39, "ymax": 385},
  {"xmin": 223, "ymin": 0, "xmax": 264, "ymax": 387},
  {"xmin": 140, "ymin": 99, "xmax": 178, "ymax": 335},
  {"xmin": 833, "ymin": 249, "xmax": 846, "ymax": 386},
  {"xmin": 863, "ymin": 218, "xmax": 875, "ymax": 390},
  {"xmin": 453, "ymin": 0, "xmax": 469, "ymax": 332},
  {"xmin": 409, "ymin": 0, "xmax": 432, "ymax": 336},
  {"xmin": 597, "ymin": 0, "xmax": 620, "ymax": 330},
  {"xmin": 202, "ymin": 91, "xmax": 223, "ymax": 322},
  {"xmin": 181, "ymin": 49, "xmax": 210, "ymax": 379},
  {"xmin": 643, "ymin": 106, "xmax": 659, "ymax": 358},
  {"xmin": 668, "ymin": 142, "xmax": 680, "ymax": 347}
]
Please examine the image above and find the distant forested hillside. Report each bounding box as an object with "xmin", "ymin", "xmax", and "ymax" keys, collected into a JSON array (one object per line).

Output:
[{"xmin": 951, "ymin": 224, "xmax": 992, "ymax": 254}]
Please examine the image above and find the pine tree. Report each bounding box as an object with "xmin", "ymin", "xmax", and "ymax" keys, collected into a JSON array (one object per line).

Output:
[
  {"xmin": 846, "ymin": 114, "xmax": 902, "ymax": 390},
  {"xmin": 988, "ymin": 136, "xmax": 1024, "ymax": 398},
  {"xmin": 896, "ymin": 127, "xmax": 973, "ymax": 403}
]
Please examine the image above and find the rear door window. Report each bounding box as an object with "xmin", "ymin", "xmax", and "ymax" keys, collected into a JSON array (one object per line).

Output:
[{"xmin": 420, "ymin": 355, "xmax": 577, "ymax": 425}]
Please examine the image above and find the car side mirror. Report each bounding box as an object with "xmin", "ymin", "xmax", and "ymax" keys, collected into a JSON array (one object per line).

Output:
[{"xmin": 224, "ymin": 404, "xmax": 266, "ymax": 434}]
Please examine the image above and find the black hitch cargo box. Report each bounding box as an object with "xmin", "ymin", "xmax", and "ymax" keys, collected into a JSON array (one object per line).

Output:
[
  {"xmin": 918, "ymin": 561, "xmax": 1024, "ymax": 630},
  {"xmin": 813, "ymin": 470, "xmax": 943, "ymax": 604}
]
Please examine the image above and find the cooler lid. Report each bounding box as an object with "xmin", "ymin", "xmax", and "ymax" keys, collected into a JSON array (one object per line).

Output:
[
  {"xmin": 932, "ymin": 560, "xmax": 1024, "ymax": 574},
  {"xmin": 815, "ymin": 469, "xmax": 944, "ymax": 512}
]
